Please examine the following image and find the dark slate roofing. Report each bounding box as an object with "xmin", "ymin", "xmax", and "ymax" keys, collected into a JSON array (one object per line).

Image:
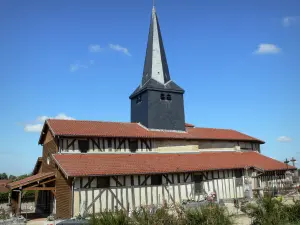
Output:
[
  {"xmin": 130, "ymin": 79, "xmax": 184, "ymax": 98},
  {"xmin": 130, "ymin": 7, "xmax": 184, "ymax": 98}
]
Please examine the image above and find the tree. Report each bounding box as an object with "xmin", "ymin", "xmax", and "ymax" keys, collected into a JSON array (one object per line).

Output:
[
  {"xmin": 0, "ymin": 173, "xmax": 8, "ymax": 180},
  {"xmin": 8, "ymin": 175, "xmax": 17, "ymax": 181}
]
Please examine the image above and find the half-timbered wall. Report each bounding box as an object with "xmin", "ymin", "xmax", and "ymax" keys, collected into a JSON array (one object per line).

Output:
[
  {"xmin": 152, "ymin": 140, "xmax": 199, "ymax": 152},
  {"xmin": 259, "ymin": 171, "xmax": 287, "ymax": 189},
  {"xmin": 198, "ymin": 141, "xmax": 260, "ymax": 152},
  {"xmin": 72, "ymin": 170, "xmax": 245, "ymax": 216},
  {"xmin": 59, "ymin": 138, "xmax": 152, "ymax": 153},
  {"xmin": 59, "ymin": 137, "xmax": 260, "ymax": 154}
]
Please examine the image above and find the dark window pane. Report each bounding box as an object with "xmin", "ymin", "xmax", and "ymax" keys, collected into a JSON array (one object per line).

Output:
[
  {"xmin": 167, "ymin": 94, "xmax": 172, "ymax": 101},
  {"xmin": 151, "ymin": 175, "xmax": 162, "ymax": 185},
  {"xmin": 78, "ymin": 140, "xmax": 89, "ymax": 153},
  {"xmin": 194, "ymin": 175, "xmax": 203, "ymax": 194},
  {"xmin": 97, "ymin": 177, "xmax": 110, "ymax": 188},
  {"xmin": 107, "ymin": 139, "xmax": 112, "ymax": 149},
  {"xmin": 235, "ymin": 169, "xmax": 243, "ymax": 178},
  {"xmin": 129, "ymin": 140, "xmax": 138, "ymax": 152},
  {"xmin": 160, "ymin": 93, "xmax": 165, "ymax": 100}
]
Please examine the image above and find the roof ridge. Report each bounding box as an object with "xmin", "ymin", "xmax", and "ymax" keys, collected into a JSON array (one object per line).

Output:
[{"xmin": 48, "ymin": 118, "xmax": 138, "ymax": 125}]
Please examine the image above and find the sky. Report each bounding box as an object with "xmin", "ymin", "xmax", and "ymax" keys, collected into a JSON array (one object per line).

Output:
[{"xmin": 0, "ymin": 0, "xmax": 299, "ymax": 175}]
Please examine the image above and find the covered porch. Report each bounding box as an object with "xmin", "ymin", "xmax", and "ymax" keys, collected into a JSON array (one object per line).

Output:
[{"xmin": 6, "ymin": 172, "xmax": 56, "ymax": 216}]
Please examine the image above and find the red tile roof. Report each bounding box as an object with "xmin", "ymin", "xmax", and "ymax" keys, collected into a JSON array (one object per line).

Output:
[
  {"xmin": 7, "ymin": 172, "xmax": 55, "ymax": 189},
  {"xmin": 39, "ymin": 119, "xmax": 264, "ymax": 144},
  {"xmin": 0, "ymin": 180, "xmax": 11, "ymax": 193},
  {"xmin": 52, "ymin": 152, "xmax": 294, "ymax": 177}
]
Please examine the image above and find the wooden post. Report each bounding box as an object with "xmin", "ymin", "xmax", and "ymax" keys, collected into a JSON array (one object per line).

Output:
[{"xmin": 17, "ymin": 190, "xmax": 22, "ymax": 215}]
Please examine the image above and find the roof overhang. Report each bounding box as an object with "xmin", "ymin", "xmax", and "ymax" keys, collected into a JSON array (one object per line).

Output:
[{"xmin": 7, "ymin": 172, "xmax": 55, "ymax": 190}]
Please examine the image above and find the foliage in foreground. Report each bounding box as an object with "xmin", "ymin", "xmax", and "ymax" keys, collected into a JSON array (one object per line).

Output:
[
  {"xmin": 184, "ymin": 205, "xmax": 233, "ymax": 225},
  {"xmin": 88, "ymin": 204, "xmax": 234, "ymax": 225},
  {"xmin": 243, "ymin": 196, "xmax": 300, "ymax": 225}
]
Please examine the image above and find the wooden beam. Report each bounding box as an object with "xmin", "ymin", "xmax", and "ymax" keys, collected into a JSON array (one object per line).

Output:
[
  {"xmin": 22, "ymin": 178, "xmax": 56, "ymax": 189},
  {"xmin": 85, "ymin": 189, "xmax": 105, "ymax": 213},
  {"xmin": 112, "ymin": 176, "xmax": 124, "ymax": 186},
  {"xmin": 184, "ymin": 173, "xmax": 190, "ymax": 182},
  {"xmin": 141, "ymin": 175, "xmax": 150, "ymax": 185},
  {"xmin": 92, "ymin": 139, "xmax": 101, "ymax": 151},
  {"xmin": 84, "ymin": 177, "xmax": 95, "ymax": 188},
  {"xmin": 141, "ymin": 139, "xmax": 151, "ymax": 150},
  {"xmin": 67, "ymin": 139, "xmax": 76, "ymax": 149},
  {"xmin": 51, "ymin": 190, "xmax": 56, "ymax": 197},
  {"xmin": 163, "ymin": 174, "xmax": 173, "ymax": 184},
  {"xmin": 117, "ymin": 139, "xmax": 125, "ymax": 150},
  {"xmin": 23, "ymin": 187, "xmax": 55, "ymax": 191}
]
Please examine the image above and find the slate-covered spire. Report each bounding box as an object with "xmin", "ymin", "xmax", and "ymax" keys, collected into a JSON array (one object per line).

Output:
[
  {"xmin": 142, "ymin": 6, "xmax": 171, "ymax": 85},
  {"xmin": 130, "ymin": 6, "xmax": 186, "ymax": 131}
]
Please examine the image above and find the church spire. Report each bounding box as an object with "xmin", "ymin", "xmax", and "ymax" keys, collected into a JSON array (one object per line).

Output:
[{"xmin": 142, "ymin": 6, "xmax": 171, "ymax": 85}]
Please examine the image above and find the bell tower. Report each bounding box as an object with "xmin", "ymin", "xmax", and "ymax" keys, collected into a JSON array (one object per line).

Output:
[{"xmin": 129, "ymin": 7, "xmax": 185, "ymax": 131}]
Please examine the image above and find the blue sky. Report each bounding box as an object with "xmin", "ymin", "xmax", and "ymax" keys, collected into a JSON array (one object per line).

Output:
[{"xmin": 0, "ymin": 0, "xmax": 299, "ymax": 175}]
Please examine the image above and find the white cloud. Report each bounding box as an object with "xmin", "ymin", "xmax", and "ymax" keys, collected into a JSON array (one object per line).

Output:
[
  {"xmin": 89, "ymin": 44, "xmax": 102, "ymax": 53},
  {"xmin": 109, "ymin": 44, "xmax": 131, "ymax": 56},
  {"xmin": 70, "ymin": 62, "xmax": 89, "ymax": 72},
  {"xmin": 24, "ymin": 124, "xmax": 44, "ymax": 132},
  {"xmin": 254, "ymin": 44, "xmax": 281, "ymax": 55},
  {"xmin": 282, "ymin": 16, "xmax": 299, "ymax": 27},
  {"xmin": 37, "ymin": 116, "xmax": 49, "ymax": 122},
  {"xmin": 24, "ymin": 113, "xmax": 75, "ymax": 132},
  {"xmin": 54, "ymin": 113, "xmax": 75, "ymax": 120},
  {"xmin": 277, "ymin": 136, "xmax": 292, "ymax": 142}
]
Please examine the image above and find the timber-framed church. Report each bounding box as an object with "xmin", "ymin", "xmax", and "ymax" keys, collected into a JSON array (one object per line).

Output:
[{"xmin": 7, "ymin": 6, "xmax": 296, "ymax": 219}]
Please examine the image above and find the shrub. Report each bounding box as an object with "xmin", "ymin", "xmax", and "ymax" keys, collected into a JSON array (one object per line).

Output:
[
  {"xmin": 184, "ymin": 204, "xmax": 233, "ymax": 225},
  {"xmin": 89, "ymin": 210, "xmax": 130, "ymax": 225},
  {"xmin": 244, "ymin": 196, "xmax": 290, "ymax": 225},
  {"xmin": 131, "ymin": 205, "xmax": 179, "ymax": 225}
]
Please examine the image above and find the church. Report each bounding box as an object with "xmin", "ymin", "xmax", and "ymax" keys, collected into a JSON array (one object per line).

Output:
[{"xmin": 7, "ymin": 6, "xmax": 296, "ymax": 219}]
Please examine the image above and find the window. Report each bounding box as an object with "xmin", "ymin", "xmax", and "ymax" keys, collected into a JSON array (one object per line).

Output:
[
  {"xmin": 235, "ymin": 169, "xmax": 243, "ymax": 178},
  {"xmin": 107, "ymin": 139, "xmax": 112, "ymax": 149},
  {"xmin": 194, "ymin": 174, "xmax": 203, "ymax": 194},
  {"xmin": 166, "ymin": 94, "xmax": 172, "ymax": 101},
  {"xmin": 78, "ymin": 140, "xmax": 89, "ymax": 153},
  {"xmin": 160, "ymin": 93, "xmax": 165, "ymax": 100},
  {"xmin": 129, "ymin": 140, "xmax": 138, "ymax": 153},
  {"xmin": 151, "ymin": 175, "xmax": 162, "ymax": 185},
  {"xmin": 97, "ymin": 177, "xmax": 110, "ymax": 188},
  {"xmin": 136, "ymin": 95, "xmax": 142, "ymax": 104}
]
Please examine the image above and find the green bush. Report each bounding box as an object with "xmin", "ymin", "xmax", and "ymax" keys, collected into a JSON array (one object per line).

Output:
[
  {"xmin": 88, "ymin": 204, "xmax": 234, "ymax": 225},
  {"xmin": 131, "ymin": 206, "xmax": 179, "ymax": 225},
  {"xmin": 184, "ymin": 204, "xmax": 233, "ymax": 225},
  {"xmin": 243, "ymin": 196, "xmax": 300, "ymax": 225},
  {"xmin": 89, "ymin": 210, "xmax": 131, "ymax": 225}
]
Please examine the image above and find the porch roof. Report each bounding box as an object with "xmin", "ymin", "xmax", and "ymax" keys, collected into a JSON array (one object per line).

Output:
[
  {"xmin": 6, "ymin": 172, "xmax": 55, "ymax": 190},
  {"xmin": 52, "ymin": 151, "xmax": 295, "ymax": 177}
]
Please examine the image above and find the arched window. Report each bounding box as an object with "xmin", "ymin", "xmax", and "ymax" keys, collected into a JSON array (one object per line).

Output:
[
  {"xmin": 160, "ymin": 93, "xmax": 165, "ymax": 100},
  {"xmin": 167, "ymin": 94, "xmax": 172, "ymax": 101}
]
